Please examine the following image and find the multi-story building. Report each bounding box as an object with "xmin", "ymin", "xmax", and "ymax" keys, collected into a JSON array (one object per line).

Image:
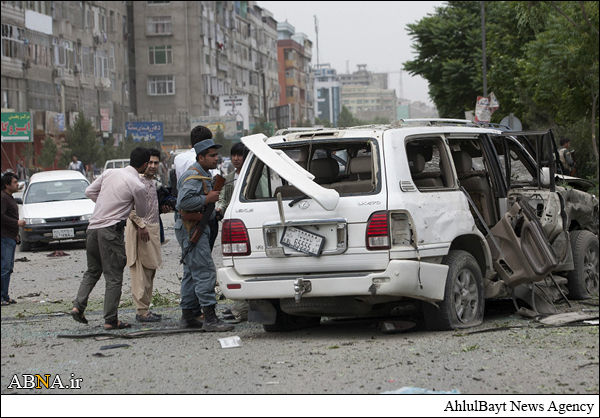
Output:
[
  {"xmin": 313, "ymin": 63, "xmax": 340, "ymax": 127},
  {"xmin": 339, "ymin": 64, "xmax": 396, "ymax": 122},
  {"xmin": 2, "ymin": 1, "xmax": 312, "ymax": 164},
  {"xmin": 1, "ymin": 1, "xmax": 131, "ymax": 169},
  {"xmin": 131, "ymin": 1, "xmax": 280, "ymax": 145},
  {"xmin": 339, "ymin": 64, "xmax": 388, "ymax": 90},
  {"xmin": 276, "ymin": 21, "xmax": 313, "ymax": 127},
  {"xmin": 341, "ymin": 84, "xmax": 397, "ymax": 122}
]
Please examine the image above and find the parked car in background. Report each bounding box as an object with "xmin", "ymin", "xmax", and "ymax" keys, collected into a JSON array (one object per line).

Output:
[
  {"xmin": 103, "ymin": 158, "xmax": 130, "ymax": 171},
  {"xmin": 16, "ymin": 170, "xmax": 95, "ymax": 251}
]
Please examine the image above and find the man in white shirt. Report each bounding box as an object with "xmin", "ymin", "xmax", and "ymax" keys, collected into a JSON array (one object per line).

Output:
[
  {"xmin": 70, "ymin": 147, "xmax": 150, "ymax": 330},
  {"xmin": 174, "ymin": 125, "xmax": 219, "ymax": 249},
  {"xmin": 68, "ymin": 155, "xmax": 85, "ymax": 175}
]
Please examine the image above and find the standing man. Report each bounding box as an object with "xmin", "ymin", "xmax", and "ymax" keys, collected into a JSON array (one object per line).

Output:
[
  {"xmin": 558, "ymin": 137, "xmax": 576, "ymax": 176},
  {"xmin": 70, "ymin": 147, "xmax": 150, "ymax": 330},
  {"xmin": 68, "ymin": 155, "xmax": 85, "ymax": 175},
  {"xmin": 1, "ymin": 173, "xmax": 26, "ymax": 306},
  {"xmin": 174, "ymin": 125, "xmax": 219, "ymax": 250},
  {"xmin": 126, "ymin": 148, "xmax": 169, "ymax": 323},
  {"xmin": 215, "ymin": 143, "xmax": 249, "ymax": 322},
  {"xmin": 15, "ymin": 160, "xmax": 27, "ymax": 181},
  {"xmin": 175, "ymin": 138, "xmax": 234, "ymax": 332}
]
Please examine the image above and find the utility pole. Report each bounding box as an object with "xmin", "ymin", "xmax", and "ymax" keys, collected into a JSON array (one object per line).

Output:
[{"xmin": 481, "ymin": 1, "xmax": 488, "ymax": 97}]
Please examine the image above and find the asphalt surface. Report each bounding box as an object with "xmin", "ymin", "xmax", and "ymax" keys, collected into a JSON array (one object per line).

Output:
[{"xmin": 1, "ymin": 215, "xmax": 598, "ymax": 416}]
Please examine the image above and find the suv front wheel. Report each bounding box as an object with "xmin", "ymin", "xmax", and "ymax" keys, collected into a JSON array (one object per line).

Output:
[{"xmin": 423, "ymin": 250, "xmax": 485, "ymax": 331}]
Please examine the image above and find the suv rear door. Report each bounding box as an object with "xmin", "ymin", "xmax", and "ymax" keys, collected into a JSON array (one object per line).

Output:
[{"xmin": 224, "ymin": 132, "xmax": 390, "ymax": 277}]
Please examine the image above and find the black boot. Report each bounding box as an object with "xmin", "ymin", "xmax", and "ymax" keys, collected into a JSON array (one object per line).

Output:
[
  {"xmin": 202, "ymin": 305, "xmax": 235, "ymax": 332},
  {"xmin": 179, "ymin": 308, "xmax": 204, "ymax": 329}
]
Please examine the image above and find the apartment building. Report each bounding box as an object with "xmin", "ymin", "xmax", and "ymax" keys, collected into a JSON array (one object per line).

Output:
[
  {"xmin": 131, "ymin": 1, "xmax": 280, "ymax": 145},
  {"xmin": 276, "ymin": 21, "xmax": 314, "ymax": 127},
  {"xmin": 2, "ymin": 1, "xmax": 130, "ymax": 136},
  {"xmin": 339, "ymin": 64, "xmax": 396, "ymax": 122}
]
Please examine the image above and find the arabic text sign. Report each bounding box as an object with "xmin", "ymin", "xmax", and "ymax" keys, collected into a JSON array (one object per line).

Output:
[
  {"xmin": 1, "ymin": 112, "xmax": 33, "ymax": 142},
  {"xmin": 125, "ymin": 122, "xmax": 163, "ymax": 142}
]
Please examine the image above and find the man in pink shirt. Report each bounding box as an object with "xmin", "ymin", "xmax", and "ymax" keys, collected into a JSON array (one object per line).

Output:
[{"xmin": 70, "ymin": 147, "xmax": 150, "ymax": 330}]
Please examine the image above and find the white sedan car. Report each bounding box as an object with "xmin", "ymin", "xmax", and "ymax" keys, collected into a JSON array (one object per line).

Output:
[{"xmin": 17, "ymin": 170, "xmax": 95, "ymax": 251}]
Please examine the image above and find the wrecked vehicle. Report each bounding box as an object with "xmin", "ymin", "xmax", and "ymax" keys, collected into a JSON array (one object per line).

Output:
[{"xmin": 218, "ymin": 119, "xmax": 599, "ymax": 332}]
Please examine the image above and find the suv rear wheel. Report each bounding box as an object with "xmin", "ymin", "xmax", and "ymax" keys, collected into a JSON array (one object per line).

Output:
[
  {"xmin": 423, "ymin": 250, "xmax": 485, "ymax": 331},
  {"xmin": 566, "ymin": 230, "xmax": 599, "ymax": 299}
]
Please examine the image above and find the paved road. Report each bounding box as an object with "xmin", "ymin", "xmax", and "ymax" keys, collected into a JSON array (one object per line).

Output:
[{"xmin": 1, "ymin": 216, "xmax": 598, "ymax": 415}]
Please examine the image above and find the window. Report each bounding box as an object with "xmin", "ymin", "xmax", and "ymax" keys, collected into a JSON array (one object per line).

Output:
[
  {"xmin": 148, "ymin": 75, "xmax": 175, "ymax": 95},
  {"xmin": 146, "ymin": 16, "xmax": 173, "ymax": 35},
  {"xmin": 108, "ymin": 44, "xmax": 115, "ymax": 69},
  {"xmin": 2, "ymin": 24, "xmax": 25, "ymax": 59},
  {"xmin": 95, "ymin": 49, "xmax": 108, "ymax": 78},
  {"xmin": 82, "ymin": 46, "xmax": 94, "ymax": 75},
  {"xmin": 55, "ymin": 39, "xmax": 75, "ymax": 69},
  {"xmin": 109, "ymin": 10, "xmax": 115, "ymax": 34},
  {"xmin": 149, "ymin": 45, "xmax": 172, "ymax": 64},
  {"xmin": 286, "ymin": 87, "xmax": 295, "ymax": 98},
  {"xmin": 406, "ymin": 137, "xmax": 453, "ymax": 191},
  {"xmin": 147, "ymin": 1, "xmax": 171, "ymax": 3}
]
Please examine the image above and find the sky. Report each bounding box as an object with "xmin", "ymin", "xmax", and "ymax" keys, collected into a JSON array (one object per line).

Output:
[{"xmin": 257, "ymin": 1, "xmax": 446, "ymax": 106}]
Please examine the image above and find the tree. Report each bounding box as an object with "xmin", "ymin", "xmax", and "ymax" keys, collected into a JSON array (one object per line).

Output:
[
  {"xmin": 337, "ymin": 106, "xmax": 359, "ymax": 128},
  {"xmin": 516, "ymin": 1, "xmax": 599, "ymax": 181},
  {"xmin": 38, "ymin": 137, "xmax": 58, "ymax": 169},
  {"xmin": 314, "ymin": 117, "xmax": 332, "ymax": 128},
  {"xmin": 60, "ymin": 112, "xmax": 101, "ymax": 169}
]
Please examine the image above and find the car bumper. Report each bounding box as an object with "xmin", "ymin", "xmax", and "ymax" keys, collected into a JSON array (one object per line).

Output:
[
  {"xmin": 218, "ymin": 260, "xmax": 449, "ymax": 303},
  {"xmin": 20, "ymin": 221, "xmax": 89, "ymax": 243}
]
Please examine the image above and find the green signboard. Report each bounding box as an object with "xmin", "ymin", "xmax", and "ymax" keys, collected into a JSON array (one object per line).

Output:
[{"xmin": 1, "ymin": 112, "xmax": 33, "ymax": 142}]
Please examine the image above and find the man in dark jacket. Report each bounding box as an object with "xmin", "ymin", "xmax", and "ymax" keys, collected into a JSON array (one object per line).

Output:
[{"xmin": 1, "ymin": 173, "xmax": 26, "ymax": 306}]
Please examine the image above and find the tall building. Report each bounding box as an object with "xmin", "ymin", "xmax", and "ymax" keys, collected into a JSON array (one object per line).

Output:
[
  {"xmin": 131, "ymin": 1, "xmax": 280, "ymax": 144},
  {"xmin": 1, "ymin": 0, "xmax": 130, "ymax": 166},
  {"xmin": 2, "ymin": 0, "xmax": 314, "ymax": 167},
  {"xmin": 339, "ymin": 64, "xmax": 396, "ymax": 122},
  {"xmin": 276, "ymin": 21, "xmax": 313, "ymax": 127},
  {"xmin": 313, "ymin": 63, "xmax": 340, "ymax": 127}
]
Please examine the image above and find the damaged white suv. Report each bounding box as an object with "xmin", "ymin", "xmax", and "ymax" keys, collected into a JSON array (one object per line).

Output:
[{"xmin": 218, "ymin": 120, "xmax": 599, "ymax": 332}]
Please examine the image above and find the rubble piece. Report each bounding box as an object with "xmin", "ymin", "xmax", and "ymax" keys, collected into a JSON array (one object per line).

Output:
[{"xmin": 537, "ymin": 311, "xmax": 599, "ymax": 326}]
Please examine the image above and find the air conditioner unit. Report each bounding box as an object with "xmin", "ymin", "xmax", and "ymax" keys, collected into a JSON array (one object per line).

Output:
[{"xmin": 52, "ymin": 69, "xmax": 59, "ymax": 78}]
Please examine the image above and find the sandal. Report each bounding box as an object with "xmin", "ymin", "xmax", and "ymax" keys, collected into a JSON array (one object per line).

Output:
[
  {"xmin": 70, "ymin": 308, "xmax": 88, "ymax": 324},
  {"xmin": 1, "ymin": 300, "xmax": 9, "ymax": 306},
  {"xmin": 7, "ymin": 298, "xmax": 17, "ymax": 304},
  {"xmin": 104, "ymin": 321, "xmax": 132, "ymax": 330}
]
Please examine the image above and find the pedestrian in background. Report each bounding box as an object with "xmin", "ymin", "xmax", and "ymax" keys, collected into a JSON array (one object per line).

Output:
[
  {"xmin": 126, "ymin": 148, "xmax": 169, "ymax": 323},
  {"xmin": 175, "ymin": 138, "xmax": 234, "ymax": 332},
  {"xmin": 68, "ymin": 155, "xmax": 85, "ymax": 175},
  {"xmin": 70, "ymin": 147, "xmax": 150, "ymax": 330},
  {"xmin": 1, "ymin": 173, "xmax": 26, "ymax": 306},
  {"xmin": 216, "ymin": 142, "xmax": 249, "ymax": 322},
  {"xmin": 558, "ymin": 137, "xmax": 576, "ymax": 176}
]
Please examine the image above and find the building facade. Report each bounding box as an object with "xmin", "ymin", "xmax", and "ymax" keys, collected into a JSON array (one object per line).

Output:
[
  {"xmin": 276, "ymin": 21, "xmax": 313, "ymax": 127},
  {"xmin": 339, "ymin": 64, "xmax": 396, "ymax": 122},
  {"xmin": 131, "ymin": 1, "xmax": 280, "ymax": 145},
  {"xmin": 313, "ymin": 63, "xmax": 340, "ymax": 127}
]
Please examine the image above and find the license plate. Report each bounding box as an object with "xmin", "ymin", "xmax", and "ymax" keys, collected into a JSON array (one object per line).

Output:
[
  {"xmin": 280, "ymin": 226, "xmax": 325, "ymax": 257},
  {"xmin": 53, "ymin": 228, "xmax": 74, "ymax": 239}
]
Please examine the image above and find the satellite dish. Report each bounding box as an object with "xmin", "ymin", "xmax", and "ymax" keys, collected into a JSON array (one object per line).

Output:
[{"xmin": 500, "ymin": 113, "xmax": 522, "ymax": 131}]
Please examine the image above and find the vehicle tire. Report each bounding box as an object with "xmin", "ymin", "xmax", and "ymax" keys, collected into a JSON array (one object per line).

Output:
[
  {"xmin": 566, "ymin": 230, "xmax": 599, "ymax": 299},
  {"xmin": 423, "ymin": 250, "xmax": 485, "ymax": 331},
  {"xmin": 19, "ymin": 239, "xmax": 31, "ymax": 252},
  {"xmin": 263, "ymin": 303, "xmax": 321, "ymax": 333}
]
